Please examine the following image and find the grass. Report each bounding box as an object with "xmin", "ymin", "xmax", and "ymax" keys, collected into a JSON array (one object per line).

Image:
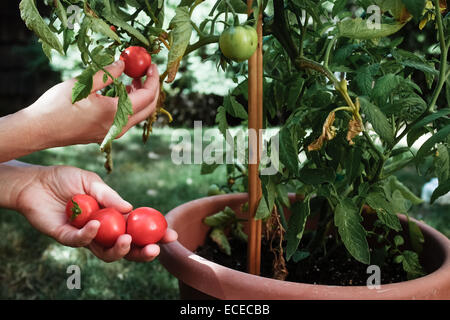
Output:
[
  {"xmin": 0, "ymin": 127, "xmax": 448, "ymax": 299},
  {"xmin": 0, "ymin": 126, "xmax": 226, "ymax": 300}
]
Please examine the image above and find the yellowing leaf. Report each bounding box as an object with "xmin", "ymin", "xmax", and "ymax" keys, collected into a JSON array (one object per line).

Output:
[{"xmin": 166, "ymin": 7, "xmax": 192, "ymax": 83}]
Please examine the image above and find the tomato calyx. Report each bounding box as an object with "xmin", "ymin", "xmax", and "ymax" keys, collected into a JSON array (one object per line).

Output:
[{"xmin": 70, "ymin": 199, "xmax": 82, "ymax": 221}]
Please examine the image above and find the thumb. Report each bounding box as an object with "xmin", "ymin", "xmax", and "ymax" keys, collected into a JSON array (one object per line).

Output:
[
  {"xmin": 91, "ymin": 60, "xmax": 125, "ymax": 93},
  {"xmin": 83, "ymin": 173, "xmax": 133, "ymax": 214}
]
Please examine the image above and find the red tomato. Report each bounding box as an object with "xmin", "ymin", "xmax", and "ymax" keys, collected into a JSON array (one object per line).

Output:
[
  {"xmin": 66, "ymin": 194, "xmax": 100, "ymax": 229},
  {"xmin": 126, "ymin": 207, "xmax": 167, "ymax": 246},
  {"xmin": 90, "ymin": 208, "xmax": 126, "ymax": 248},
  {"xmin": 119, "ymin": 46, "xmax": 152, "ymax": 79},
  {"xmin": 110, "ymin": 25, "xmax": 117, "ymax": 33}
]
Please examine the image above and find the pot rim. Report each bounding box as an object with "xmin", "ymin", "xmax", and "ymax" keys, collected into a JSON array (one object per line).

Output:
[{"xmin": 159, "ymin": 193, "xmax": 450, "ymax": 299}]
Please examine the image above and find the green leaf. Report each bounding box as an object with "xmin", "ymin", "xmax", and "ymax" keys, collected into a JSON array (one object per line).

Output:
[
  {"xmin": 201, "ymin": 163, "xmax": 221, "ymax": 175},
  {"xmin": 332, "ymin": 0, "xmax": 347, "ymax": 17},
  {"xmin": 100, "ymin": 83, "xmax": 133, "ymax": 150},
  {"xmin": 346, "ymin": 147, "xmax": 363, "ymax": 184},
  {"xmin": 217, "ymin": 0, "xmax": 248, "ymax": 14},
  {"xmin": 286, "ymin": 198, "xmax": 311, "ymax": 261},
  {"xmin": 89, "ymin": 16, "xmax": 121, "ymax": 43},
  {"xmin": 430, "ymin": 179, "xmax": 450, "ymax": 204},
  {"xmin": 298, "ymin": 167, "xmax": 336, "ymax": 185},
  {"xmin": 408, "ymin": 218, "xmax": 424, "ymax": 254},
  {"xmin": 335, "ymin": 198, "xmax": 370, "ymax": 264},
  {"xmin": 255, "ymin": 194, "xmax": 271, "ymax": 220},
  {"xmin": 279, "ymin": 127, "xmax": 299, "ymax": 175},
  {"xmin": 19, "ymin": 0, "xmax": 64, "ymax": 54},
  {"xmin": 215, "ymin": 106, "xmax": 228, "ymax": 137},
  {"xmin": 401, "ymin": 250, "xmax": 425, "ymax": 279},
  {"xmin": 292, "ymin": 250, "xmax": 310, "ymax": 263},
  {"xmin": 204, "ymin": 207, "xmax": 236, "ymax": 227},
  {"xmin": 210, "ymin": 228, "xmax": 231, "ymax": 255},
  {"xmin": 409, "ymin": 109, "xmax": 450, "ymax": 132},
  {"xmin": 224, "ymin": 95, "xmax": 248, "ymax": 120},
  {"xmin": 99, "ymin": 0, "xmax": 149, "ymax": 46},
  {"xmin": 394, "ymin": 235, "xmax": 405, "ymax": 247},
  {"xmin": 231, "ymin": 223, "xmax": 248, "ymax": 243},
  {"xmin": 401, "ymin": 0, "xmax": 426, "ymax": 20},
  {"xmin": 54, "ymin": 0, "xmax": 68, "ymax": 28},
  {"xmin": 387, "ymin": 176, "xmax": 424, "ymax": 205},
  {"xmin": 276, "ymin": 184, "xmax": 291, "ymax": 208},
  {"xmin": 372, "ymin": 74, "xmax": 402, "ymax": 103},
  {"xmin": 354, "ymin": 64, "xmax": 379, "ymax": 96},
  {"xmin": 261, "ymin": 176, "xmax": 276, "ymax": 216},
  {"xmin": 366, "ymin": 192, "xmax": 402, "ymax": 231},
  {"xmin": 286, "ymin": 75, "xmax": 304, "ymax": 109},
  {"xmin": 338, "ymin": 18, "xmax": 406, "ymax": 40},
  {"xmin": 71, "ymin": 67, "xmax": 95, "ymax": 103},
  {"xmin": 359, "ymin": 97, "xmax": 395, "ymax": 144},
  {"xmin": 407, "ymin": 127, "xmax": 428, "ymax": 148},
  {"xmin": 416, "ymin": 125, "xmax": 450, "ymax": 161},
  {"xmin": 77, "ymin": 17, "xmax": 92, "ymax": 65},
  {"xmin": 166, "ymin": 7, "xmax": 192, "ymax": 83},
  {"xmin": 435, "ymin": 144, "xmax": 450, "ymax": 183},
  {"xmin": 39, "ymin": 39, "xmax": 53, "ymax": 61}
]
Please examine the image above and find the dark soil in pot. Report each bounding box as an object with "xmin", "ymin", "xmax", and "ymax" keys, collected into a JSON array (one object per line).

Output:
[{"xmin": 196, "ymin": 232, "xmax": 410, "ymax": 286}]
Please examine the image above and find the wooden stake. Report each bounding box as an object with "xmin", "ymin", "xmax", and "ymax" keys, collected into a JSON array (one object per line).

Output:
[{"xmin": 247, "ymin": 0, "xmax": 263, "ymax": 276}]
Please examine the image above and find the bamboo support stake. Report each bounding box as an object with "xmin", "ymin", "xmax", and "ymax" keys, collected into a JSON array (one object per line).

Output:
[{"xmin": 246, "ymin": 0, "xmax": 263, "ymax": 276}]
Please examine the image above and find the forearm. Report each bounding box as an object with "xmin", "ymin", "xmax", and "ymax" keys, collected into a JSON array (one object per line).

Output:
[
  {"xmin": 0, "ymin": 106, "xmax": 51, "ymax": 162},
  {"xmin": 0, "ymin": 161, "xmax": 39, "ymax": 210}
]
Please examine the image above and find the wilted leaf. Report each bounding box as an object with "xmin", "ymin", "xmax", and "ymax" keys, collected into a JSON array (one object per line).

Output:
[{"xmin": 308, "ymin": 112, "xmax": 337, "ymax": 151}]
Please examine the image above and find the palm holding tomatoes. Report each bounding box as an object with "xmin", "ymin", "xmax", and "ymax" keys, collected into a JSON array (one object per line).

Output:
[
  {"xmin": 219, "ymin": 25, "xmax": 258, "ymax": 62},
  {"xmin": 126, "ymin": 207, "xmax": 167, "ymax": 246},
  {"xmin": 90, "ymin": 208, "xmax": 126, "ymax": 248},
  {"xmin": 120, "ymin": 46, "xmax": 152, "ymax": 78},
  {"xmin": 66, "ymin": 194, "xmax": 100, "ymax": 229}
]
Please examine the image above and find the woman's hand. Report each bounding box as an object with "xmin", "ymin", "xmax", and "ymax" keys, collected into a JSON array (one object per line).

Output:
[
  {"xmin": 0, "ymin": 163, "xmax": 177, "ymax": 263},
  {"xmin": 0, "ymin": 61, "xmax": 160, "ymax": 162},
  {"xmin": 30, "ymin": 60, "xmax": 160, "ymax": 146}
]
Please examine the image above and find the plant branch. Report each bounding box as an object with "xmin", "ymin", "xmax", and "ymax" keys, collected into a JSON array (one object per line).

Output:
[
  {"xmin": 184, "ymin": 35, "xmax": 220, "ymax": 56},
  {"xmin": 389, "ymin": 3, "xmax": 448, "ymax": 151},
  {"xmin": 428, "ymin": 0, "xmax": 448, "ymax": 112},
  {"xmin": 323, "ymin": 36, "xmax": 337, "ymax": 68}
]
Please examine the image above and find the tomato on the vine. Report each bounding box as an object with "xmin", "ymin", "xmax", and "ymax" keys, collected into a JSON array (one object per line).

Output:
[
  {"xmin": 90, "ymin": 208, "xmax": 126, "ymax": 248},
  {"xmin": 219, "ymin": 25, "xmax": 258, "ymax": 62},
  {"xmin": 65, "ymin": 194, "xmax": 100, "ymax": 229},
  {"xmin": 126, "ymin": 207, "xmax": 167, "ymax": 246},
  {"xmin": 120, "ymin": 46, "xmax": 152, "ymax": 79}
]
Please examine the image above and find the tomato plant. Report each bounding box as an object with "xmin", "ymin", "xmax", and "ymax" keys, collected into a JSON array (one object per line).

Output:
[
  {"xmin": 65, "ymin": 194, "xmax": 100, "ymax": 229},
  {"xmin": 120, "ymin": 46, "xmax": 152, "ymax": 79},
  {"xmin": 90, "ymin": 208, "xmax": 126, "ymax": 248},
  {"xmin": 126, "ymin": 207, "xmax": 167, "ymax": 246},
  {"xmin": 20, "ymin": 0, "xmax": 450, "ymax": 284},
  {"xmin": 219, "ymin": 25, "xmax": 258, "ymax": 62}
]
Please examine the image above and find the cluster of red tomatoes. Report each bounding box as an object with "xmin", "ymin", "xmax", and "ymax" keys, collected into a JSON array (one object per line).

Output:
[{"xmin": 66, "ymin": 194, "xmax": 167, "ymax": 248}]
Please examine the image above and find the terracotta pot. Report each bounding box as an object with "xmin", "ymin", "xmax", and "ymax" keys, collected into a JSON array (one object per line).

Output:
[{"xmin": 159, "ymin": 193, "xmax": 450, "ymax": 299}]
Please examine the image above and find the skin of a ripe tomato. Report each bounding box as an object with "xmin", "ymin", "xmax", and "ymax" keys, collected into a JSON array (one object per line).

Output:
[
  {"xmin": 90, "ymin": 208, "xmax": 126, "ymax": 248},
  {"xmin": 126, "ymin": 207, "xmax": 168, "ymax": 246},
  {"xmin": 119, "ymin": 46, "xmax": 152, "ymax": 78},
  {"xmin": 219, "ymin": 25, "xmax": 258, "ymax": 62},
  {"xmin": 65, "ymin": 194, "xmax": 100, "ymax": 229}
]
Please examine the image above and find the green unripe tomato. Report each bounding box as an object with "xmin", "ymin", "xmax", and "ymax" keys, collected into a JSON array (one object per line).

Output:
[
  {"xmin": 207, "ymin": 184, "xmax": 226, "ymax": 196},
  {"xmin": 219, "ymin": 25, "xmax": 258, "ymax": 62}
]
